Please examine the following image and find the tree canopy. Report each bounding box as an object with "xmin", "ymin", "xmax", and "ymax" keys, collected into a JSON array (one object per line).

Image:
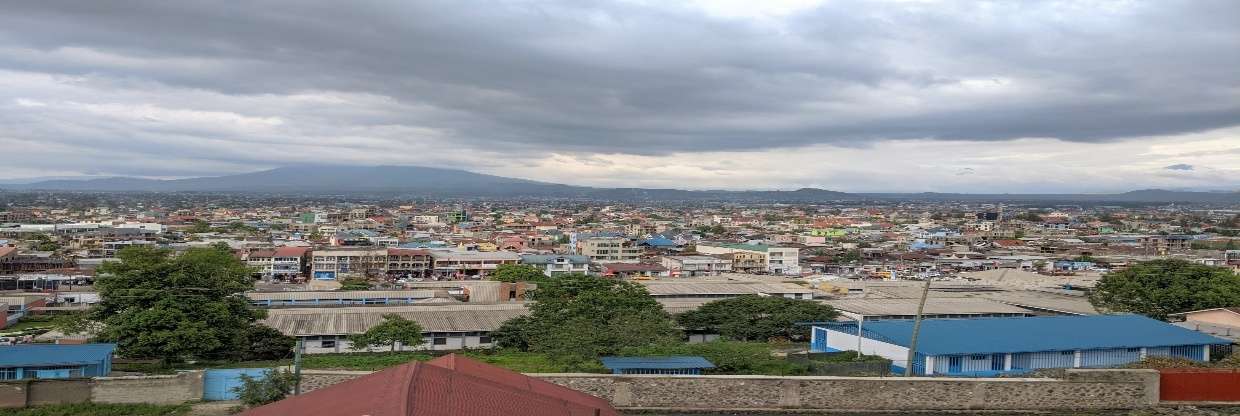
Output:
[
  {"xmin": 91, "ymin": 244, "xmax": 274, "ymax": 362},
  {"xmin": 1089, "ymin": 259, "xmax": 1240, "ymax": 319},
  {"xmin": 677, "ymin": 295, "xmax": 839, "ymax": 342},
  {"xmin": 348, "ymin": 314, "xmax": 425, "ymax": 352},
  {"xmin": 489, "ymin": 263, "xmax": 549, "ymax": 283},
  {"xmin": 493, "ymin": 274, "xmax": 680, "ymax": 368}
]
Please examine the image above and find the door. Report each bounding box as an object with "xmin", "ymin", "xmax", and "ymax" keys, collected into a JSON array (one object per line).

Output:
[
  {"xmin": 991, "ymin": 354, "xmax": 1005, "ymax": 371},
  {"xmin": 947, "ymin": 356, "xmax": 963, "ymax": 374}
]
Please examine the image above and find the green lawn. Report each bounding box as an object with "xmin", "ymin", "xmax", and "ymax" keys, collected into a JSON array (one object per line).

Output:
[
  {"xmin": 0, "ymin": 403, "xmax": 190, "ymax": 416},
  {"xmin": 0, "ymin": 316, "xmax": 57, "ymax": 334}
]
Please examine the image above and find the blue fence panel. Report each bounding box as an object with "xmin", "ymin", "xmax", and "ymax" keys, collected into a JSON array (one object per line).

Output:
[{"xmin": 204, "ymin": 368, "xmax": 271, "ymax": 401}]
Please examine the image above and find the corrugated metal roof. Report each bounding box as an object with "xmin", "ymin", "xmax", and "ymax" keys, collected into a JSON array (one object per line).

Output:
[
  {"xmin": 822, "ymin": 298, "xmax": 1030, "ymax": 317},
  {"xmin": 834, "ymin": 315, "xmax": 1231, "ymax": 355},
  {"xmin": 0, "ymin": 343, "xmax": 115, "ymax": 367},
  {"xmin": 601, "ymin": 356, "xmax": 715, "ymax": 370},
  {"xmin": 261, "ymin": 303, "xmax": 529, "ymax": 336},
  {"xmin": 247, "ymin": 290, "xmax": 440, "ymax": 301},
  {"xmin": 239, "ymin": 354, "xmax": 618, "ymax": 416},
  {"xmin": 640, "ymin": 281, "xmax": 812, "ymax": 296}
]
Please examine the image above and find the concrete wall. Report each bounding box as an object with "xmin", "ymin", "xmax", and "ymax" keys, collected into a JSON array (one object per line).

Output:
[
  {"xmin": 537, "ymin": 370, "xmax": 1160, "ymax": 411},
  {"xmin": 0, "ymin": 371, "xmax": 204, "ymax": 408},
  {"xmin": 92, "ymin": 372, "xmax": 204, "ymax": 404},
  {"xmin": 297, "ymin": 368, "xmax": 1160, "ymax": 411}
]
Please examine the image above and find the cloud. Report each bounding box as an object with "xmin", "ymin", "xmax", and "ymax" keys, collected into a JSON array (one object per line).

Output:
[
  {"xmin": 0, "ymin": 0, "xmax": 1238, "ymax": 191},
  {"xmin": 1164, "ymin": 164, "xmax": 1195, "ymax": 171}
]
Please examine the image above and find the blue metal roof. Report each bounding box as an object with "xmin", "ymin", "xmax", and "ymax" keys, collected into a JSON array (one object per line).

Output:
[
  {"xmin": 825, "ymin": 315, "xmax": 1230, "ymax": 355},
  {"xmin": 601, "ymin": 356, "xmax": 715, "ymax": 370},
  {"xmin": 0, "ymin": 343, "xmax": 116, "ymax": 367},
  {"xmin": 639, "ymin": 237, "xmax": 678, "ymax": 247}
]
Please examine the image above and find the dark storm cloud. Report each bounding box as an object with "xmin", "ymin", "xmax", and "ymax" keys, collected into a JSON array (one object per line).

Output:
[{"xmin": 0, "ymin": 0, "xmax": 1238, "ymax": 164}]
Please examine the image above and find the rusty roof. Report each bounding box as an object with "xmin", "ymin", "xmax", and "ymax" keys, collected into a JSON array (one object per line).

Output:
[{"xmin": 239, "ymin": 354, "xmax": 618, "ymax": 416}]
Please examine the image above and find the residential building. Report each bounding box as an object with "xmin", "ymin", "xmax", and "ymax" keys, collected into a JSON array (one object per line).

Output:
[
  {"xmin": 577, "ymin": 236, "xmax": 643, "ymax": 263},
  {"xmin": 695, "ymin": 242, "xmax": 802, "ymax": 275},
  {"xmin": 660, "ymin": 255, "xmax": 733, "ymax": 277},
  {"xmin": 428, "ymin": 249, "xmax": 521, "ymax": 279},
  {"xmin": 386, "ymin": 248, "xmax": 432, "ymax": 279},
  {"xmin": 600, "ymin": 263, "xmax": 670, "ymax": 279},
  {"xmin": 310, "ymin": 247, "xmax": 389, "ymax": 280},
  {"xmin": 519, "ymin": 254, "xmax": 590, "ymax": 276}
]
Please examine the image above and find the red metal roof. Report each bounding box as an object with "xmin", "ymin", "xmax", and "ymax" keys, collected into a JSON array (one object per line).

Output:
[
  {"xmin": 273, "ymin": 246, "xmax": 309, "ymax": 257},
  {"xmin": 239, "ymin": 354, "xmax": 618, "ymax": 416}
]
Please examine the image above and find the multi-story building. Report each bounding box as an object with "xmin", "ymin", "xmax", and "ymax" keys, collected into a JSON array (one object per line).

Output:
[
  {"xmin": 429, "ymin": 249, "xmax": 521, "ymax": 279},
  {"xmin": 386, "ymin": 248, "xmax": 432, "ymax": 279},
  {"xmin": 310, "ymin": 247, "xmax": 389, "ymax": 280},
  {"xmin": 660, "ymin": 255, "xmax": 733, "ymax": 277},
  {"xmin": 520, "ymin": 255, "xmax": 590, "ymax": 277},
  {"xmin": 695, "ymin": 242, "xmax": 801, "ymax": 275},
  {"xmin": 577, "ymin": 236, "xmax": 643, "ymax": 263},
  {"xmin": 248, "ymin": 246, "xmax": 311, "ymax": 282}
]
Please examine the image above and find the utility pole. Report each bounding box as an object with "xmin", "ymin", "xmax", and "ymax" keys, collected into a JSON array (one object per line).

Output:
[
  {"xmin": 903, "ymin": 276, "xmax": 933, "ymax": 377},
  {"xmin": 293, "ymin": 338, "xmax": 305, "ymax": 395}
]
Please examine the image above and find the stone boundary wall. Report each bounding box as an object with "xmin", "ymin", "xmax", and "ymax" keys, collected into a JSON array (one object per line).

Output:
[
  {"xmin": 299, "ymin": 368, "xmax": 1159, "ymax": 411},
  {"xmin": 0, "ymin": 371, "xmax": 204, "ymax": 409}
]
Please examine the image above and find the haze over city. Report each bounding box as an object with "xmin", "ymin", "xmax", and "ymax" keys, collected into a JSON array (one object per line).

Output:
[{"xmin": 2, "ymin": 0, "xmax": 1239, "ymax": 193}]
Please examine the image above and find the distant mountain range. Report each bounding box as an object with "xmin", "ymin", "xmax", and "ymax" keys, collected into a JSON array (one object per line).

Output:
[{"xmin": 3, "ymin": 165, "xmax": 1238, "ymax": 203}]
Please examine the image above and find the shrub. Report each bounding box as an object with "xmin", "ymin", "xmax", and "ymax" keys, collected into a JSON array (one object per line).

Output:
[{"xmin": 234, "ymin": 369, "xmax": 299, "ymax": 407}]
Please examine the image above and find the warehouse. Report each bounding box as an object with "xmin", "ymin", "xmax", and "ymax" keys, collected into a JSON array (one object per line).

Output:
[
  {"xmin": 809, "ymin": 315, "xmax": 1231, "ymax": 376},
  {"xmin": 261, "ymin": 303, "xmax": 528, "ymax": 353},
  {"xmin": 246, "ymin": 290, "xmax": 448, "ymax": 307}
]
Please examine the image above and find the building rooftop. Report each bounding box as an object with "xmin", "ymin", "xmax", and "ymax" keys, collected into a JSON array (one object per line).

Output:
[
  {"xmin": 601, "ymin": 356, "xmax": 715, "ymax": 371},
  {"xmin": 261, "ymin": 303, "xmax": 529, "ymax": 336},
  {"xmin": 0, "ymin": 343, "xmax": 116, "ymax": 367},
  {"xmin": 239, "ymin": 354, "xmax": 618, "ymax": 416},
  {"xmin": 834, "ymin": 314, "xmax": 1231, "ymax": 355},
  {"xmin": 823, "ymin": 297, "xmax": 1032, "ymax": 318},
  {"xmin": 639, "ymin": 281, "xmax": 812, "ymax": 297},
  {"xmin": 519, "ymin": 254, "xmax": 590, "ymax": 264}
]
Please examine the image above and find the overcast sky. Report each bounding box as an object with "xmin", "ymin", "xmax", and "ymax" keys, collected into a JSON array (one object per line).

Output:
[{"xmin": 2, "ymin": 0, "xmax": 1238, "ymax": 192}]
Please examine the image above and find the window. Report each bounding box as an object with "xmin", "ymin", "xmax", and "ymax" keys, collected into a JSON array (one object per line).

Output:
[
  {"xmin": 479, "ymin": 336, "xmax": 492, "ymax": 344},
  {"xmin": 970, "ymin": 354, "xmax": 987, "ymax": 360},
  {"xmin": 433, "ymin": 338, "xmax": 447, "ymax": 345},
  {"xmin": 320, "ymin": 340, "xmax": 336, "ymax": 349},
  {"xmin": 1061, "ymin": 350, "xmax": 1075, "ymax": 355},
  {"xmin": 0, "ymin": 368, "xmax": 16, "ymax": 380}
]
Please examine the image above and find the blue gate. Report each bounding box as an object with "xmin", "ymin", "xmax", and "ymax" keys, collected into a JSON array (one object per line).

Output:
[{"xmin": 204, "ymin": 368, "xmax": 271, "ymax": 401}]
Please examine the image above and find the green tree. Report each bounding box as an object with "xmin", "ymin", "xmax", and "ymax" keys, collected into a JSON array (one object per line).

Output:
[
  {"xmin": 490, "ymin": 264, "xmax": 548, "ymax": 283},
  {"xmin": 89, "ymin": 245, "xmax": 264, "ymax": 363},
  {"xmin": 348, "ymin": 314, "xmax": 425, "ymax": 352},
  {"xmin": 676, "ymin": 295, "xmax": 838, "ymax": 342},
  {"xmin": 495, "ymin": 274, "xmax": 680, "ymax": 368},
  {"xmin": 235, "ymin": 369, "xmax": 299, "ymax": 407},
  {"xmin": 186, "ymin": 220, "xmax": 211, "ymax": 233},
  {"xmin": 30, "ymin": 233, "xmax": 60, "ymax": 252},
  {"xmin": 239, "ymin": 326, "xmax": 296, "ymax": 361},
  {"xmin": 1089, "ymin": 259, "xmax": 1240, "ymax": 319}
]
